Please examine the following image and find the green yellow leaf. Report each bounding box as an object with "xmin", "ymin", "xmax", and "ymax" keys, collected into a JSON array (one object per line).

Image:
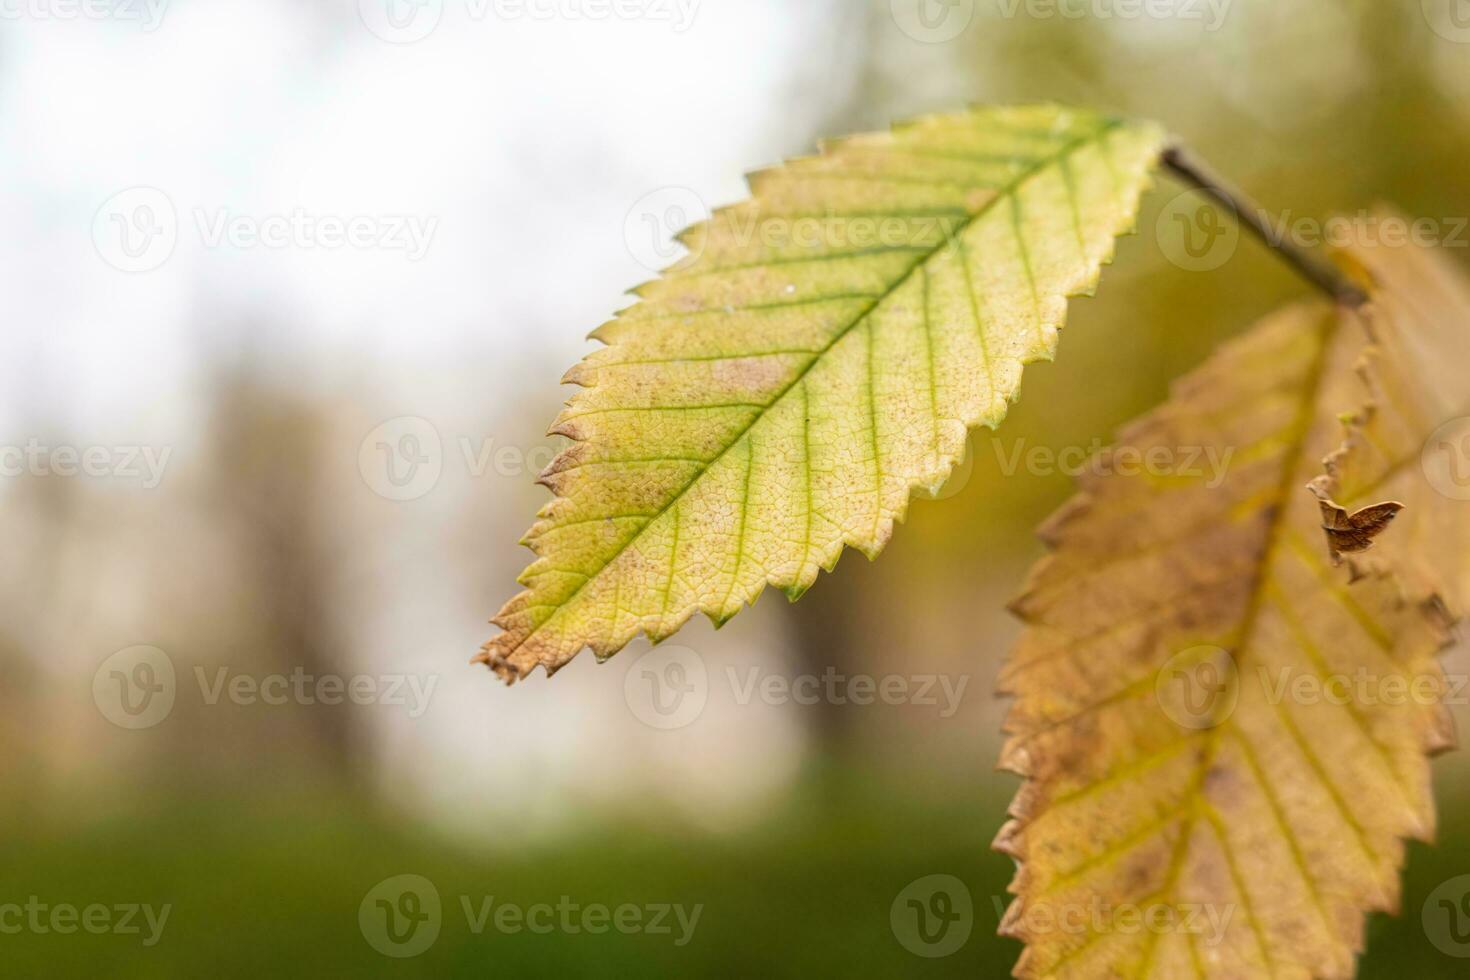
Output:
[
  {"xmin": 479, "ymin": 104, "xmax": 1166, "ymax": 682},
  {"xmin": 996, "ymin": 229, "xmax": 1469, "ymax": 979}
]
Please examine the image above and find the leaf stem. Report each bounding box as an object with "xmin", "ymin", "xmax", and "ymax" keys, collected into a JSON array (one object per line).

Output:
[{"xmin": 1161, "ymin": 144, "xmax": 1368, "ymax": 308}]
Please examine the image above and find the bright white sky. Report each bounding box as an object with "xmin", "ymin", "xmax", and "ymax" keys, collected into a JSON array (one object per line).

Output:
[{"xmin": 0, "ymin": 0, "xmax": 860, "ymax": 435}]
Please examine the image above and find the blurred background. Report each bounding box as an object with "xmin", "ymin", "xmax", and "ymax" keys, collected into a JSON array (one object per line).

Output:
[{"xmin": 4, "ymin": 0, "xmax": 1470, "ymax": 974}]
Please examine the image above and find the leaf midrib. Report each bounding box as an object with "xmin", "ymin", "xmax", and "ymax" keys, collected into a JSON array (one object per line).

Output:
[
  {"xmin": 1030, "ymin": 310, "xmax": 1337, "ymax": 980},
  {"xmin": 1156, "ymin": 308, "xmax": 1338, "ymax": 974},
  {"xmin": 510, "ymin": 117, "xmax": 1129, "ymax": 657}
]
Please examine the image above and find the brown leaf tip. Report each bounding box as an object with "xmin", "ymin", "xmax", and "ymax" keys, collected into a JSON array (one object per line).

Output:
[{"xmin": 472, "ymin": 645, "xmax": 526, "ymax": 686}]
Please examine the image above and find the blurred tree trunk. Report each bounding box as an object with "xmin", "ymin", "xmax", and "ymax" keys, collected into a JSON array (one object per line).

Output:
[
  {"xmin": 0, "ymin": 445, "xmax": 78, "ymax": 821},
  {"xmin": 208, "ymin": 368, "xmax": 364, "ymax": 795},
  {"xmin": 785, "ymin": 579, "xmax": 862, "ymax": 768}
]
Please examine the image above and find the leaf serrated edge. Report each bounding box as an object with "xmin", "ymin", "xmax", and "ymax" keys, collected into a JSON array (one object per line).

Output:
[{"xmin": 479, "ymin": 108, "xmax": 1166, "ymax": 684}]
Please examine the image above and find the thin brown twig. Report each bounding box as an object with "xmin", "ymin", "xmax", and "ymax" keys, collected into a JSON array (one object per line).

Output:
[{"xmin": 1162, "ymin": 144, "xmax": 1369, "ymax": 309}]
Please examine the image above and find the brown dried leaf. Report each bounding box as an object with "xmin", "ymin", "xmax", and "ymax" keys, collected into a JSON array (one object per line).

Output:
[
  {"xmin": 1310, "ymin": 218, "xmax": 1470, "ymax": 609},
  {"xmin": 996, "ymin": 225, "xmax": 1468, "ymax": 979}
]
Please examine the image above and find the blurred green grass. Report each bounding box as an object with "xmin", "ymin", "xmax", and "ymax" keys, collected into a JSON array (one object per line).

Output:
[{"xmin": 3, "ymin": 769, "xmax": 1467, "ymax": 977}]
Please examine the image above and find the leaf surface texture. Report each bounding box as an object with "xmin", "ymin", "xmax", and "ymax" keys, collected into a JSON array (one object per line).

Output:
[
  {"xmin": 997, "ymin": 229, "xmax": 1469, "ymax": 979},
  {"xmin": 481, "ymin": 105, "xmax": 1165, "ymax": 681}
]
